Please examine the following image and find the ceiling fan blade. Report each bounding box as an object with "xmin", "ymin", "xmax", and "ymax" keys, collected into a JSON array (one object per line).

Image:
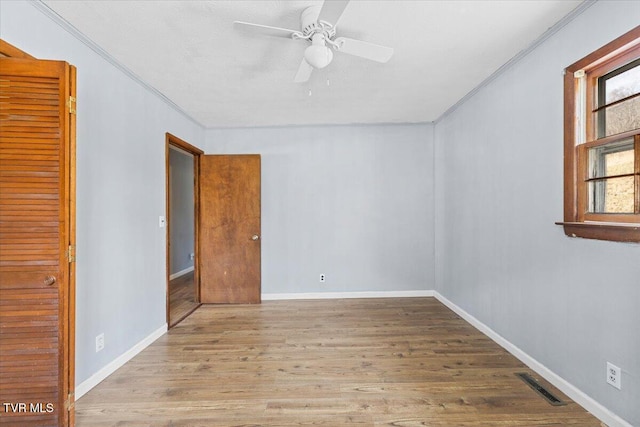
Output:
[
  {"xmin": 317, "ymin": 0, "xmax": 350, "ymax": 26},
  {"xmin": 294, "ymin": 59, "xmax": 314, "ymax": 83},
  {"xmin": 334, "ymin": 37, "xmax": 394, "ymax": 63},
  {"xmin": 233, "ymin": 21, "xmax": 299, "ymax": 39}
]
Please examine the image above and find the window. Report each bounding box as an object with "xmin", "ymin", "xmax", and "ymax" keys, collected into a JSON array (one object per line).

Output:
[{"xmin": 561, "ymin": 26, "xmax": 640, "ymax": 242}]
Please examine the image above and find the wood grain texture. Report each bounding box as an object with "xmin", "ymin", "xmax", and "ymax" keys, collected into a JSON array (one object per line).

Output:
[
  {"xmin": 0, "ymin": 56, "xmax": 74, "ymax": 426},
  {"xmin": 74, "ymin": 298, "xmax": 602, "ymax": 427},
  {"xmin": 0, "ymin": 40, "xmax": 36, "ymax": 59},
  {"xmin": 199, "ymin": 155, "xmax": 261, "ymax": 304},
  {"xmin": 66, "ymin": 63, "xmax": 77, "ymax": 427}
]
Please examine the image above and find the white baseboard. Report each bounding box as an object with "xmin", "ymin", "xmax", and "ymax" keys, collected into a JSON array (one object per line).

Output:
[
  {"xmin": 74, "ymin": 324, "xmax": 167, "ymax": 400},
  {"xmin": 262, "ymin": 290, "xmax": 434, "ymax": 301},
  {"xmin": 169, "ymin": 266, "xmax": 194, "ymax": 281},
  {"xmin": 433, "ymin": 291, "xmax": 631, "ymax": 427}
]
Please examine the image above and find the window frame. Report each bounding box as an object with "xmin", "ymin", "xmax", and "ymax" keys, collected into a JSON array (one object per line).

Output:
[
  {"xmin": 560, "ymin": 26, "xmax": 640, "ymax": 243},
  {"xmin": 595, "ymin": 57, "xmax": 640, "ymax": 139}
]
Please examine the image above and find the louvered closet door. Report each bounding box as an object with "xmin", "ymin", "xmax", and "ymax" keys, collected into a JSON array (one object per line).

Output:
[{"xmin": 0, "ymin": 58, "xmax": 74, "ymax": 426}]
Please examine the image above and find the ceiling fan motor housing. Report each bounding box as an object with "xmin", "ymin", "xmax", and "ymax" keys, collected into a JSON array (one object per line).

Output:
[{"xmin": 300, "ymin": 6, "xmax": 335, "ymax": 39}]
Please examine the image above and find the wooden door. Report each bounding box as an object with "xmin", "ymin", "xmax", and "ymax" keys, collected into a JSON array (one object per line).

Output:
[
  {"xmin": 0, "ymin": 55, "xmax": 76, "ymax": 426},
  {"xmin": 199, "ymin": 155, "xmax": 261, "ymax": 304}
]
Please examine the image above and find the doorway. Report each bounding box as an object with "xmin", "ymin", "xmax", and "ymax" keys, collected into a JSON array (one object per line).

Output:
[{"xmin": 166, "ymin": 133, "xmax": 202, "ymax": 327}]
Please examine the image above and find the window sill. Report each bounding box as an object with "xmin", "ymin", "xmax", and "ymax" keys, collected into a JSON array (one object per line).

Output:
[{"xmin": 556, "ymin": 221, "xmax": 640, "ymax": 243}]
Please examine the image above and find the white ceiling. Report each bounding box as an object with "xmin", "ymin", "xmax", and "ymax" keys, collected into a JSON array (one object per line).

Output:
[{"xmin": 42, "ymin": 0, "xmax": 582, "ymax": 128}]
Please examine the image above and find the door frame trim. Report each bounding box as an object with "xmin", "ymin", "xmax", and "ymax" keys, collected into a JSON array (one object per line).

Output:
[
  {"xmin": 65, "ymin": 62, "xmax": 77, "ymax": 426},
  {"xmin": 165, "ymin": 133, "xmax": 203, "ymax": 328}
]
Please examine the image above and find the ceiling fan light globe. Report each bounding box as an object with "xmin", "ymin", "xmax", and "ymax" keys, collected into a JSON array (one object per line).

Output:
[{"xmin": 304, "ymin": 45, "xmax": 333, "ymax": 69}]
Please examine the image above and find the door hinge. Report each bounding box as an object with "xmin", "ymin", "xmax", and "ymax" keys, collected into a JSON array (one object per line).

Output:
[
  {"xmin": 67, "ymin": 245, "xmax": 76, "ymax": 263},
  {"xmin": 67, "ymin": 96, "xmax": 76, "ymax": 114}
]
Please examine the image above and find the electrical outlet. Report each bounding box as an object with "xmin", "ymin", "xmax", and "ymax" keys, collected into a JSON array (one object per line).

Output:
[
  {"xmin": 189, "ymin": 253, "xmax": 195, "ymax": 260},
  {"xmin": 606, "ymin": 362, "xmax": 621, "ymax": 390},
  {"xmin": 96, "ymin": 333, "xmax": 105, "ymax": 353},
  {"xmin": 319, "ymin": 273, "xmax": 325, "ymax": 283}
]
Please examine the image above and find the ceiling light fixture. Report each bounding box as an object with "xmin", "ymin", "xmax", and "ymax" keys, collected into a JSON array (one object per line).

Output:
[{"xmin": 304, "ymin": 33, "xmax": 333, "ymax": 69}]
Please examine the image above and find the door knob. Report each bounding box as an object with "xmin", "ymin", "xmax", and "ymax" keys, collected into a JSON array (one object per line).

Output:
[
  {"xmin": 44, "ymin": 275, "xmax": 56, "ymax": 286},
  {"xmin": 252, "ymin": 234, "xmax": 260, "ymax": 241}
]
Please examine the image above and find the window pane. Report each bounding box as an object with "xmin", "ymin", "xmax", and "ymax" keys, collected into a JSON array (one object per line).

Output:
[
  {"xmin": 605, "ymin": 61, "xmax": 640, "ymax": 103},
  {"xmin": 588, "ymin": 138, "xmax": 634, "ymax": 179},
  {"xmin": 588, "ymin": 176, "xmax": 635, "ymax": 213},
  {"xmin": 597, "ymin": 97, "xmax": 640, "ymax": 137}
]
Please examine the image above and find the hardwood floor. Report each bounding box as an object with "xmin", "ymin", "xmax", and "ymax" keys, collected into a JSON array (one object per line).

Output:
[
  {"xmin": 76, "ymin": 298, "xmax": 602, "ymax": 426},
  {"xmin": 169, "ymin": 271, "xmax": 198, "ymax": 327}
]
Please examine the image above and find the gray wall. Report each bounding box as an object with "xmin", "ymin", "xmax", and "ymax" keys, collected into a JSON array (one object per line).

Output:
[
  {"xmin": 434, "ymin": 1, "xmax": 640, "ymax": 425},
  {"xmin": 169, "ymin": 150, "xmax": 195, "ymax": 275},
  {"xmin": 0, "ymin": 1, "xmax": 204, "ymax": 386},
  {"xmin": 205, "ymin": 124, "xmax": 435, "ymax": 294}
]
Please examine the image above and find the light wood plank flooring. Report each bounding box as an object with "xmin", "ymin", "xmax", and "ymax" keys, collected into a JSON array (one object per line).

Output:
[
  {"xmin": 76, "ymin": 298, "xmax": 602, "ymax": 426},
  {"xmin": 169, "ymin": 271, "xmax": 198, "ymax": 327}
]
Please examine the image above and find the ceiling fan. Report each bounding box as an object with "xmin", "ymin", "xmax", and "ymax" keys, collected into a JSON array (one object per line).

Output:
[{"xmin": 234, "ymin": 0, "xmax": 394, "ymax": 83}]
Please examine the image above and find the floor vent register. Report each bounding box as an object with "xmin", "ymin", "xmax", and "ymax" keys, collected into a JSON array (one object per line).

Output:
[{"xmin": 515, "ymin": 372, "xmax": 566, "ymax": 406}]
